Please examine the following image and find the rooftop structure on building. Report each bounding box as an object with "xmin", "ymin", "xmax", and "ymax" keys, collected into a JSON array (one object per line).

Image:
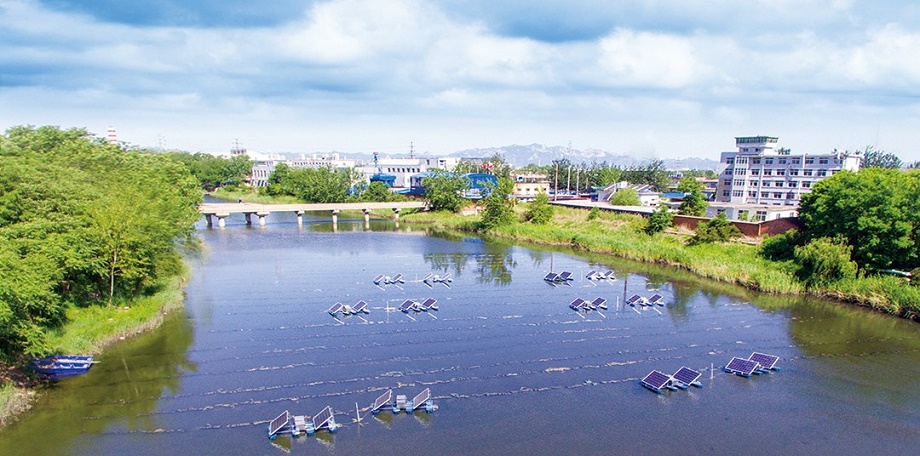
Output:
[{"xmin": 715, "ymin": 135, "xmax": 860, "ymax": 209}]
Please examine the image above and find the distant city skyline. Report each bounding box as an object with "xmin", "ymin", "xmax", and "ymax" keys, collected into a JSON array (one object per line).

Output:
[{"xmin": 2, "ymin": 1, "xmax": 919, "ymax": 161}]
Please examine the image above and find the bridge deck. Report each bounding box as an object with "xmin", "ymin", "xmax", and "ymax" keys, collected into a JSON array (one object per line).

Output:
[{"xmin": 199, "ymin": 201, "xmax": 427, "ymax": 215}]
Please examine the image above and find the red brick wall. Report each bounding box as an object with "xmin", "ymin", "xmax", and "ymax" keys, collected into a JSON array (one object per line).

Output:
[{"xmin": 672, "ymin": 215, "xmax": 802, "ymax": 238}]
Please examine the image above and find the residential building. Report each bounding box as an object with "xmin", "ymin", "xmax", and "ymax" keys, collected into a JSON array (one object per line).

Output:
[
  {"xmin": 512, "ymin": 174, "xmax": 550, "ymax": 201},
  {"xmin": 715, "ymin": 136, "xmax": 860, "ymax": 209},
  {"xmin": 598, "ymin": 182, "xmax": 661, "ymax": 207},
  {"xmin": 250, "ymin": 153, "xmax": 356, "ymax": 187}
]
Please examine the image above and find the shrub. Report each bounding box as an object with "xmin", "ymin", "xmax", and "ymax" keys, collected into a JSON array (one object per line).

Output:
[
  {"xmin": 609, "ymin": 188, "xmax": 641, "ymax": 206},
  {"xmin": 645, "ymin": 205, "xmax": 673, "ymax": 235},
  {"xmin": 688, "ymin": 213, "xmax": 741, "ymax": 245},
  {"xmin": 760, "ymin": 229, "xmax": 804, "ymax": 262},
  {"xmin": 524, "ymin": 192, "xmax": 554, "ymax": 224},
  {"xmin": 794, "ymin": 236, "xmax": 858, "ymax": 287},
  {"xmin": 587, "ymin": 206, "xmax": 600, "ymax": 221}
]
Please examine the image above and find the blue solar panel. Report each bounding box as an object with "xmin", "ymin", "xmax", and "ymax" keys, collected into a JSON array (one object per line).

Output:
[
  {"xmin": 268, "ymin": 410, "xmax": 289, "ymax": 436},
  {"xmin": 558, "ymin": 271, "xmax": 573, "ymax": 281},
  {"xmin": 586, "ymin": 270, "xmax": 597, "ymax": 279},
  {"xmin": 749, "ymin": 352, "xmax": 779, "ymax": 370},
  {"xmin": 626, "ymin": 294, "xmax": 642, "ymax": 305},
  {"xmin": 569, "ymin": 298, "xmax": 587, "ymax": 310},
  {"xmin": 423, "ymin": 273, "xmax": 433, "ymax": 282},
  {"xmin": 373, "ymin": 274, "xmax": 385, "ymax": 284},
  {"xmin": 411, "ymin": 388, "xmax": 431, "ymax": 411},
  {"xmin": 398, "ymin": 300, "xmax": 414, "ymax": 312},
  {"xmin": 672, "ymin": 367, "xmax": 702, "ymax": 385},
  {"xmin": 441, "ymin": 273, "xmax": 452, "ymax": 282},
  {"xmin": 642, "ymin": 371, "xmax": 671, "ymax": 390},
  {"xmin": 372, "ymin": 390, "xmax": 393, "ymax": 412},
  {"xmin": 648, "ymin": 294, "xmax": 664, "ymax": 305},
  {"xmin": 544, "ymin": 272, "xmax": 558, "ymax": 282},
  {"xmin": 392, "ymin": 273, "xmax": 404, "ymax": 283},
  {"xmin": 313, "ymin": 406, "xmax": 334, "ymax": 429},
  {"xmin": 725, "ymin": 357, "xmax": 760, "ymax": 376},
  {"xmin": 327, "ymin": 303, "xmax": 343, "ymax": 315},
  {"xmin": 421, "ymin": 298, "xmax": 438, "ymax": 310},
  {"xmin": 353, "ymin": 300, "xmax": 368, "ymax": 313},
  {"xmin": 591, "ymin": 297, "xmax": 607, "ymax": 309},
  {"xmin": 603, "ymin": 270, "xmax": 615, "ymax": 279}
]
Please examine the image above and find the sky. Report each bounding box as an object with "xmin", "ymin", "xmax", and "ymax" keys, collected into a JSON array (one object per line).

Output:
[{"xmin": 2, "ymin": 0, "xmax": 920, "ymax": 162}]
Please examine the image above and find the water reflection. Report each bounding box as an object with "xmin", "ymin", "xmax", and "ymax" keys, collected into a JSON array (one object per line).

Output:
[{"xmin": 0, "ymin": 313, "xmax": 195, "ymax": 454}]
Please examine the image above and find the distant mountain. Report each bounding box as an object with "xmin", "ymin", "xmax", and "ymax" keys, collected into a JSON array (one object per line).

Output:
[{"xmin": 449, "ymin": 144, "xmax": 720, "ymax": 171}]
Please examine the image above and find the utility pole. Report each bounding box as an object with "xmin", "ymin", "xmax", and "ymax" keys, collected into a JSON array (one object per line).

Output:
[{"xmin": 553, "ymin": 160, "xmax": 560, "ymax": 201}]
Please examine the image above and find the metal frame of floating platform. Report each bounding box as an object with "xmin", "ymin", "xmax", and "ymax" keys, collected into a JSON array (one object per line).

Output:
[
  {"xmin": 671, "ymin": 367, "xmax": 702, "ymax": 388},
  {"xmin": 748, "ymin": 352, "xmax": 780, "ymax": 371},
  {"xmin": 394, "ymin": 394, "xmax": 407, "ymax": 413},
  {"xmin": 641, "ymin": 370, "xmax": 674, "ymax": 393},
  {"xmin": 724, "ymin": 357, "xmax": 760, "ymax": 377}
]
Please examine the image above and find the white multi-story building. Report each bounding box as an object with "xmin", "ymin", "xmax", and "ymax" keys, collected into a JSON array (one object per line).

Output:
[
  {"xmin": 249, "ymin": 153, "xmax": 356, "ymax": 187},
  {"xmin": 715, "ymin": 136, "xmax": 861, "ymax": 207}
]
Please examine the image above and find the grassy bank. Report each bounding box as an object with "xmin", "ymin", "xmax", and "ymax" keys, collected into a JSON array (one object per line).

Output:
[
  {"xmin": 0, "ymin": 272, "xmax": 190, "ymax": 428},
  {"xmin": 403, "ymin": 205, "xmax": 920, "ymax": 321}
]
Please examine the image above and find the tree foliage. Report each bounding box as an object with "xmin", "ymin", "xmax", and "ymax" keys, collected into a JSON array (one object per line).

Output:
[
  {"xmin": 645, "ymin": 205, "xmax": 674, "ymax": 235},
  {"xmin": 265, "ymin": 164, "xmax": 359, "ymax": 203},
  {"xmin": 524, "ymin": 191, "xmax": 554, "ymax": 224},
  {"xmin": 798, "ymin": 168, "xmax": 920, "ymax": 271},
  {"xmin": 0, "ymin": 126, "xmax": 201, "ymax": 359},
  {"xmin": 760, "ymin": 229, "xmax": 804, "ymax": 262},
  {"xmin": 794, "ymin": 236, "xmax": 858, "ymax": 287},
  {"xmin": 360, "ymin": 181, "xmax": 404, "ymax": 202},
  {"xmin": 676, "ymin": 178, "xmax": 708, "ymax": 216},
  {"xmin": 167, "ymin": 152, "xmax": 251, "ymax": 191},
  {"xmin": 859, "ymin": 146, "xmax": 903, "ymax": 169},
  {"xmin": 423, "ymin": 171, "xmax": 469, "ymax": 212},
  {"xmin": 689, "ymin": 213, "xmax": 742, "ymax": 245},
  {"xmin": 621, "ymin": 160, "xmax": 670, "ymax": 191},
  {"xmin": 608, "ymin": 188, "xmax": 641, "ymax": 206},
  {"xmin": 479, "ymin": 178, "xmax": 516, "ymax": 230}
]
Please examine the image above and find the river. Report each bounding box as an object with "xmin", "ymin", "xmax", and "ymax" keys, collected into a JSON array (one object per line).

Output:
[{"xmin": 1, "ymin": 209, "xmax": 918, "ymax": 455}]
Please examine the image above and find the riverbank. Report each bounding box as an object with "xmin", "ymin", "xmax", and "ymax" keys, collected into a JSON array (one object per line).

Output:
[
  {"xmin": 0, "ymin": 272, "xmax": 190, "ymax": 428},
  {"xmin": 402, "ymin": 205, "xmax": 920, "ymax": 321}
]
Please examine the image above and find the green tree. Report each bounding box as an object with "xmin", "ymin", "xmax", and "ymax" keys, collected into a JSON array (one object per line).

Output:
[
  {"xmin": 794, "ymin": 236, "xmax": 858, "ymax": 287},
  {"xmin": 798, "ymin": 168, "xmax": 920, "ymax": 271},
  {"xmin": 524, "ymin": 191, "xmax": 554, "ymax": 224},
  {"xmin": 689, "ymin": 213, "xmax": 742, "ymax": 245},
  {"xmin": 609, "ymin": 188, "xmax": 641, "ymax": 206},
  {"xmin": 479, "ymin": 178, "xmax": 516, "ymax": 230},
  {"xmin": 360, "ymin": 181, "xmax": 402, "ymax": 202},
  {"xmin": 859, "ymin": 146, "xmax": 903, "ymax": 169},
  {"xmin": 621, "ymin": 160, "xmax": 670, "ymax": 191},
  {"xmin": 645, "ymin": 205, "xmax": 674, "ymax": 235},
  {"xmin": 676, "ymin": 178, "xmax": 708, "ymax": 216},
  {"xmin": 760, "ymin": 229, "xmax": 804, "ymax": 262},
  {"xmin": 424, "ymin": 171, "xmax": 469, "ymax": 212}
]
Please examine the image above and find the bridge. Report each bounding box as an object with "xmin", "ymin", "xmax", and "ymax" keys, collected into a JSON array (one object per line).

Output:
[{"xmin": 199, "ymin": 201, "xmax": 428, "ymax": 228}]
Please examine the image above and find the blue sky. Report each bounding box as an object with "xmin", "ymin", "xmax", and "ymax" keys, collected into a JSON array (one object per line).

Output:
[{"xmin": 2, "ymin": 0, "xmax": 920, "ymax": 162}]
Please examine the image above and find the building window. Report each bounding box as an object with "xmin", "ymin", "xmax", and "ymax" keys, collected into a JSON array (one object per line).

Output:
[
  {"xmin": 804, "ymin": 169, "xmax": 813, "ymax": 176},
  {"xmin": 750, "ymin": 181, "xmax": 758, "ymax": 186},
  {"xmin": 802, "ymin": 181, "xmax": 811, "ymax": 188},
  {"xmin": 789, "ymin": 169, "xmax": 799, "ymax": 176},
  {"xmin": 788, "ymin": 181, "xmax": 797, "ymax": 187},
  {"xmin": 817, "ymin": 170, "xmax": 827, "ymax": 177},
  {"xmin": 725, "ymin": 169, "xmax": 733, "ymax": 175},
  {"xmin": 737, "ymin": 157, "xmax": 748, "ymax": 164},
  {"xmin": 747, "ymin": 191, "xmax": 757, "ymax": 197},
  {"xmin": 762, "ymin": 181, "xmax": 771, "ymax": 187},
  {"xmin": 779, "ymin": 158, "xmax": 787, "ymax": 165},
  {"xmin": 736, "ymin": 168, "xmax": 747, "ymax": 175},
  {"xmin": 765, "ymin": 158, "xmax": 774, "ymax": 165},
  {"xmin": 733, "ymin": 179, "xmax": 745, "ymax": 186},
  {"xmin": 761, "ymin": 192, "xmax": 769, "ymax": 198},
  {"xmin": 751, "ymin": 169, "xmax": 760, "ymax": 176},
  {"xmin": 773, "ymin": 192, "xmax": 783, "ymax": 198},
  {"xmin": 805, "ymin": 157, "xmax": 815, "ymax": 165},
  {"xmin": 722, "ymin": 190, "xmax": 730, "ymax": 197},
  {"xmin": 723, "ymin": 179, "xmax": 732, "ymax": 186},
  {"xmin": 775, "ymin": 181, "xmax": 783, "ymax": 187},
  {"xmin": 732, "ymin": 190, "xmax": 743, "ymax": 197},
  {"xmin": 792, "ymin": 158, "xmax": 801, "ymax": 165},
  {"xmin": 726, "ymin": 158, "xmax": 734, "ymax": 164},
  {"xmin": 763, "ymin": 170, "xmax": 772, "ymax": 176},
  {"xmin": 755, "ymin": 211, "xmax": 767, "ymax": 221},
  {"xmin": 752, "ymin": 158, "xmax": 761, "ymax": 164},
  {"xmin": 819, "ymin": 158, "xmax": 829, "ymax": 164},
  {"xmin": 787, "ymin": 192, "xmax": 795, "ymax": 199},
  {"xmin": 777, "ymin": 169, "xmax": 785, "ymax": 176}
]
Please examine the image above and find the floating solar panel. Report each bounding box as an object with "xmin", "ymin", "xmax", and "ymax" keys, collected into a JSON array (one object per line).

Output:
[
  {"xmin": 392, "ymin": 273, "xmax": 404, "ymax": 283},
  {"xmin": 372, "ymin": 389, "xmax": 393, "ymax": 412},
  {"xmin": 441, "ymin": 273, "xmax": 452, "ymax": 282},
  {"xmin": 591, "ymin": 297, "xmax": 608, "ymax": 310},
  {"xmin": 558, "ymin": 271, "xmax": 573, "ymax": 281},
  {"xmin": 398, "ymin": 300, "xmax": 414, "ymax": 312},
  {"xmin": 373, "ymin": 274, "xmax": 385, "ymax": 284},
  {"xmin": 648, "ymin": 294, "xmax": 664, "ymax": 306},
  {"xmin": 749, "ymin": 352, "xmax": 779, "ymax": 370},
  {"xmin": 568, "ymin": 298, "xmax": 587, "ymax": 310},
  {"xmin": 423, "ymin": 273, "xmax": 433, "ymax": 282},
  {"xmin": 672, "ymin": 367, "xmax": 702, "ymax": 386},
  {"xmin": 626, "ymin": 294, "xmax": 643, "ymax": 306},
  {"xmin": 420, "ymin": 298, "xmax": 438, "ymax": 311},
  {"xmin": 641, "ymin": 370, "xmax": 672, "ymax": 392},
  {"xmin": 327, "ymin": 303, "xmax": 343, "ymax": 315},
  {"xmin": 353, "ymin": 300, "xmax": 369, "ymax": 314},
  {"xmin": 411, "ymin": 388, "xmax": 431, "ymax": 411},
  {"xmin": 544, "ymin": 272, "xmax": 558, "ymax": 282},
  {"xmin": 268, "ymin": 410, "xmax": 290, "ymax": 437},
  {"xmin": 725, "ymin": 357, "xmax": 760, "ymax": 377},
  {"xmin": 603, "ymin": 270, "xmax": 615, "ymax": 279},
  {"xmin": 313, "ymin": 406, "xmax": 334, "ymax": 430},
  {"xmin": 586, "ymin": 270, "xmax": 598, "ymax": 279}
]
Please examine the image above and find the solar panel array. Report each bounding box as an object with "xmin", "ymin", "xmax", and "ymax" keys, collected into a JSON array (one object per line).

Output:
[
  {"xmin": 569, "ymin": 298, "xmax": 587, "ymax": 310},
  {"xmin": 726, "ymin": 357, "xmax": 759, "ymax": 376},
  {"xmin": 591, "ymin": 297, "xmax": 607, "ymax": 309},
  {"xmin": 673, "ymin": 367, "xmax": 702, "ymax": 385},
  {"xmin": 558, "ymin": 271, "xmax": 573, "ymax": 281},
  {"xmin": 353, "ymin": 300, "xmax": 368, "ymax": 313},
  {"xmin": 313, "ymin": 406, "xmax": 334, "ymax": 429},
  {"xmin": 373, "ymin": 274, "xmax": 385, "ymax": 284},
  {"xmin": 372, "ymin": 390, "xmax": 393, "ymax": 412},
  {"xmin": 398, "ymin": 300, "xmax": 414, "ymax": 312},
  {"xmin": 602, "ymin": 270, "xmax": 615, "ymax": 279},
  {"xmin": 642, "ymin": 371, "xmax": 671, "ymax": 390},
  {"xmin": 391, "ymin": 273, "xmax": 404, "ymax": 283},
  {"xmin": 626, "ymin": 294, "xmax": 643, "ymax": 305},
  {"xmin": 327, "ymin": 303, "xmax": 343, "ymax": 315},
  {"xmin": 586, "ymin": 270, "xmax": 597, "ymax": 279},
  {"xmin": 648, "ymin": 294, "xmax": 664, "ymax": 305},
  {"xmin": 749, "ymin": 352, "xmax": 779, "ymax": 370},
  {"xmin": 268, "ymin": 410, "xmax": 290, "ymax": 436},
  {"xmin": 411, "ymin": 388, "xmax": 431, "ymax": 411},
  {"xmin": 544, "ymin": 272, "xmax": 558, "ymax": 282},
  {"xmin": 421, "ymin": 298, "xmax": 438, "ymax": 310}
]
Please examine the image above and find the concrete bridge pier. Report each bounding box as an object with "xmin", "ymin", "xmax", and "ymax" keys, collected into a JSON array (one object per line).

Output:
[
  {"xmin": 331, "ymin": 209, "xmax": 339, "ymax": 232},
  {"xmin": 205, "ymin": 214, "xmax": 213, "ymax": 228},
  {"xmin": 363, "ymin": 209, "xmax": 371, "ymax": 230},
  {"xmin": 296, "ymin": 211, "xmax": 304, "ymax": 226},
  {"xmin": 257, "ymin": 211, "xmax": 269, "ymax": 227},
  {"xmin": 393, "ymin": 208, "xmax": 401, "ymax": 220},
  {"xmin": 216, "ymin": 213, "xmax": 229, "ymax": 229},
  {"xmin": 244, "ymin": 212, "xmax": 253, "ymax": 225}
]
